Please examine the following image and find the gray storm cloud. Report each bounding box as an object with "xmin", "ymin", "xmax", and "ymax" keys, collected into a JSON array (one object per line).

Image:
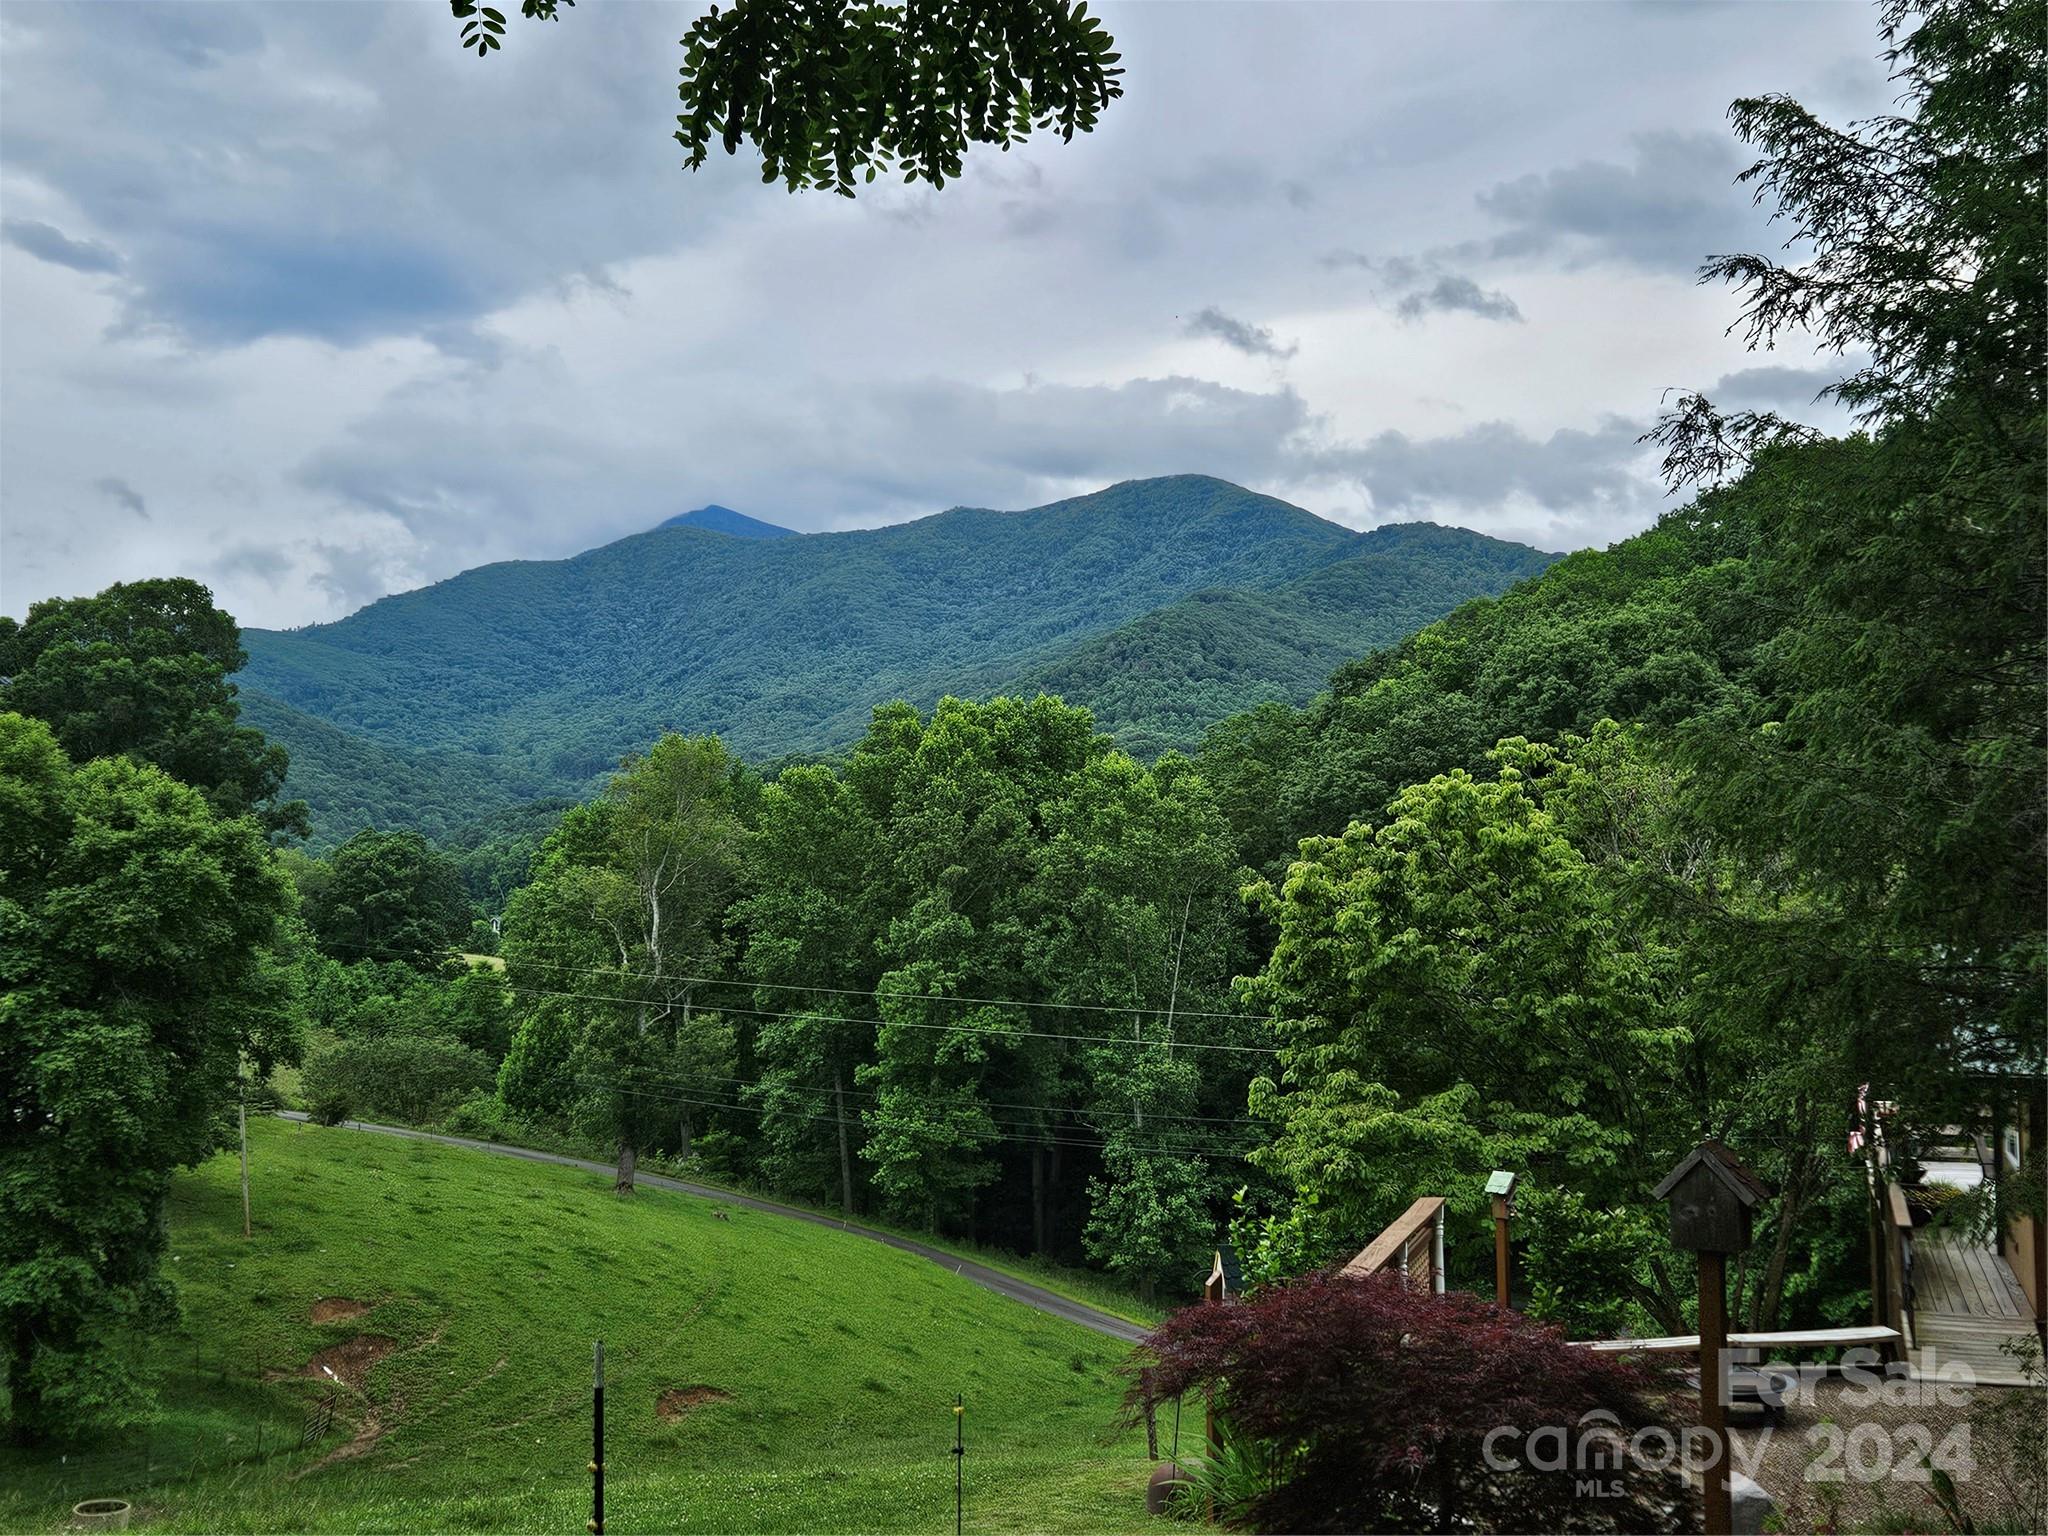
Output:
[
  {"xmin": 94, "ymin": 477, "xmax": 149, "ymax": 519},
  {"xmin": 1183, "ymin": 307, "xmax": 1299, "ymax": 360},
  {"xmin": 3, "ymin": 219, "xmax": 123, "ymax": 275},
  {"xmin": 1394, "ymin": 276, "xmax": 1524, "ymax": 324},
  {"xmin": 0, "ymin": 0, "xmax": 1889, "ymax": 626}
]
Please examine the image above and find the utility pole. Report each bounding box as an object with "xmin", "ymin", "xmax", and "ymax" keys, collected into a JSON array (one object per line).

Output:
[
  {"xmin": 239, "ymin": 1089, "xmax": 252, "ymax": 1240},
  {"xmin": 1163, "ymin": 892, "xmax": 1191, "ymax": 1060},
  {"xmin": 589, "ymin": 1341, "xmax": 605, "ymax": 1535}
]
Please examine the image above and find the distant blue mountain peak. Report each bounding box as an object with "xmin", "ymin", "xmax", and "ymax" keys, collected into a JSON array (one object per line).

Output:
[{"xmin": 658, "ymin": 505, "xmax": 797, "ymax": 539}]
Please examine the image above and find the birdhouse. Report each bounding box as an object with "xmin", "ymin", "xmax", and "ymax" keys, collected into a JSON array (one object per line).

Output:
[
  {"xmin": 1217, "ymin": 1242, "xmax": 1244, "ymax": 1294},
  {"xmin": 1206, "ymin": 1242, "xmax": 1244, "ymax": 1301},
  {"xmin": 1485, "ymin": 1169, "xmax": 1519, "ymax": 1219},
  {"xmin": 1651, "ymin": 1141, "xmax": 1770, "ymax": 1254}
]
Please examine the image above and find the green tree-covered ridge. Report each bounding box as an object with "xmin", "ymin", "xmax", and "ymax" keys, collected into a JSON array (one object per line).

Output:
[{"xmin": 239, "ymin": 476, "xmax": 1555, "ymax": 843}]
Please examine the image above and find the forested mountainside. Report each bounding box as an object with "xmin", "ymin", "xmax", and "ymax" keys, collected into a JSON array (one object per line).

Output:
[
  {"xmin": 1192, "ymin": 491, "xmax": 1765, "ymax": 876},
  {"xmin": 234, "ymin": 690, "xmax": 549, "ymax": 844},
  {"xmin": 981, "ymin": 522, "xmax": 1559, "ymax": 758},
  {"xmin": 240, "ymin": 476, "xmax": 1553, "ymax": 842}
]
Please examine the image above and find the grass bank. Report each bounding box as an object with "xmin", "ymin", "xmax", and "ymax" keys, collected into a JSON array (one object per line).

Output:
[{"xmin": 0, "ymin": 1117, "xmax": 1155, "ymax": 1533}]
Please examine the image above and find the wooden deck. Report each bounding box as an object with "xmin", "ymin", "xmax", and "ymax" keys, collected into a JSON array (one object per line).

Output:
[{"xmin": 1910, "ymin": 1229, "xmax": 2042, "ymax": 1386}]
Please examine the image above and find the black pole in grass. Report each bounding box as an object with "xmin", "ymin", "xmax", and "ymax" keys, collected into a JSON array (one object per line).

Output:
[
  {"xmin": 952, "ymin": 1394, "xmax": 964, "ymax": 1536},
  {"xmin": 589, "ymin": 1340, "xmax": 605, "ymax": 1535}
]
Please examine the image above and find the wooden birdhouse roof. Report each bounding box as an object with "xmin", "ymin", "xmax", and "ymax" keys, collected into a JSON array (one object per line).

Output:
[{"xmin": 1651, "ymin": 1140, "xmax": 1771, "ymax": 1206}]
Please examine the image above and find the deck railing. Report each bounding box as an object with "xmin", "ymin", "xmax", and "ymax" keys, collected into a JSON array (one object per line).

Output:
[
  {"xmin": 1867, "ymin": 1122, "xmax": 1916, "ymax": 1357},
  {"xmin": 1342, "ymin": 1197, "xmax": 1447, "ymax": 1293}
]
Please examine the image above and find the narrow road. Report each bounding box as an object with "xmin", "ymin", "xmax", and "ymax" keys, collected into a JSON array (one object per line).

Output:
[{"xmin": 273, "ymin": 1111, "xmax": 1152, "ymax": 1344}]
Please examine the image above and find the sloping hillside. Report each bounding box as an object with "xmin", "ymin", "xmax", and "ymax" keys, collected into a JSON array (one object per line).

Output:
[
  {"xmin": 0, "ymin": 1117, "xmax": 1153, "ymax": 1533},
  {"xmin": 243, "ymin": 476, "xmax": 1554, "ymax": 840}
]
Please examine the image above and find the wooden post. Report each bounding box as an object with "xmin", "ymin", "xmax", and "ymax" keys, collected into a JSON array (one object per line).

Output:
[
  {"xmin": 239, "ymin": 1097, "xmax": 252, "ymax": 1240},
  {"xmin": 1203, "ymin": 1266, "xmax": 1223, "ymax": 1457},
  {"xmin": 589, "ymin": 1340, "xmax": 605, "ymax": 1535},
  {"xmin": 1203, "ymin": 1260, "xmax": 1224, "ymax": 1520},
  {"xmin": 1492, "ymin": 1194, "xmax": 1511, "ymax": 1307},
  {"xmin": 1653, "ymin": 1144, "xmax": 1766, "ymax": 1536},
  {"xmin": 2030, "ymin": 1095, "xmax": 2048, "ymax": 1346},
  {"xmin": 1485, "ymin": 1170, "xmax": 1518, "ymax": 1307},
  {"xmin": 1699, "ymin": 1250, "xmax": 1730, "ymax": 1536},
  {"xmin": 952, "ymin": 1395, "xmax": 964, "ymax": 1536}
]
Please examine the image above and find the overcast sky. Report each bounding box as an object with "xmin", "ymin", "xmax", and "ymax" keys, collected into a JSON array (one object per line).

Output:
[{"xmin": 1, "ymin": 1, "xmax": 1893, "ymax": 628}]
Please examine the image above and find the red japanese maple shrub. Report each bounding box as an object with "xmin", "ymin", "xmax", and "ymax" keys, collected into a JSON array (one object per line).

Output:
[{"xmin": 1126, "ymin": 1271, "xmax": 1692, "ymax": 1533}]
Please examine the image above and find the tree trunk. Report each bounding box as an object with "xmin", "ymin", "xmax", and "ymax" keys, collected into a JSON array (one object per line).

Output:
[
  {"xmin": 1047, "ymin": 1141, "xmax": 1061, "ymax": 1250},
  {"xmin": 1031, "ymin": 1144, "xmax": 1047, "ymax": 1254},
  {"xmin": 1752, "ymin": 1144, "xmax": 1818, "ymax": 1331},
  {"xmin": 677, "ymin": 1105, "xmax": 693, "ymax": 1164},
  {"xmin": 1642, "ymin": 1254, "xmax": 1686, "ymax": 1334},
  {"xmin": 833, "ymin": 1070, "xmax": 855, "ymax": 1217},
  {"xmin": 8, "ymin": 1319, "xmax": 38, "ymax": 1445},
  {"xmin": 616, "ymin": 1139, "xmax": 637, "ymax": 1194}
]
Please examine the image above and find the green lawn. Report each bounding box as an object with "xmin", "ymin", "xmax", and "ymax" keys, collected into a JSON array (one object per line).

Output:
[{"xmin": 0, "ymin": 1119, "xmax": 1158, "ymax": 1533}]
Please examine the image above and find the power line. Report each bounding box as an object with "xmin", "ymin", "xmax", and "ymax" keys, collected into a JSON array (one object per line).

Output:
[
  {"xmin": 610, "ymin": 1059, "xmax": 1266, "ymax": 1128},
  {"xmin": 576, "ymin": 1076, "xmax": 1257, "ymax": 1163},
  {"xmin": 327, "ymin": 934, "xmax": 1256, "ymax": 1024},
  {"xmin": 503, "ymin": 982, "xmax": 1280, "ymax": 1056},
  {"xmin": 579, "ymin": 1061, "xmax": 1261, "ymax": 1141}
]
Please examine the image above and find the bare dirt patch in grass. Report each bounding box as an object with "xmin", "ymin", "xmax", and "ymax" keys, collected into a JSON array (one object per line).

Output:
[
  {"xmin": 308, "ymin": 1297, "xmax": 369, "ymax": 1324},
  {"xmin": 656, "ymin": 1386, "xmax": 733, "ymax": 1421},
  {"xmin": 298, "ymin": 1400, "xmax": 403, "ymax": 1474},
  {"xmin": 297, "ymin": 1335, "xmax": 397, "ymax": 1390}
]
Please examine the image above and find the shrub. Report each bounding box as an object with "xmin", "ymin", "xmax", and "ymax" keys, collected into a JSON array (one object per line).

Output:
[
  {"xmin": 1126, "ymin": 1271, "xmax": 1689, "ymax": 1533},
  {"xmin": 441, "ymin": 1094, "xmax": 516, "ymax": 1141},
  {"xmin": 1164, "ymin": 1433, "xmax": 1289, "ymax": 1524},
  {"xmin": 1907, "ymin": 1181, "xmax": 1967, "ymax": 1226},
  {"xmin": 306, "ymin": 1079, "xmax": 353, "ymax": 1127},
  {"xmin": 300, "ymin": 1035, "xmax": 492, "ymax": 1128}
]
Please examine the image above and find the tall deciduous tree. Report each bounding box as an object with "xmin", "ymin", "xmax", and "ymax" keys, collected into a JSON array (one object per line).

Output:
[
  {"xmin": 735, "ymin": 764, "xmax": 885, "ymax": 1215},
  {"xmin": 300, "ymin": 829, "xmax": 475, "ymax": 969},
  {"xmin": 0, "ymin": 578, "xmax": 308, "ymax": 840},
  {"xmin": 0, "ymin": 713, "xmax": 295, "ymax": 1443},
  {"xmin": 503, "ymin": 735, "xmax": 751, "ymax": 1190},
  {"xmin": 1649, "ymin": 0, "xmax": 2045, "ymax": 1111},
  {"xmin": 1239, "ymin": 751, "xmax": 1689, "ymax": 1323}
]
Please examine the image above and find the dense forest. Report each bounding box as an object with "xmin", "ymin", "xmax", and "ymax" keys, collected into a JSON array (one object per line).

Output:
[
  {"xmin": 3, "ymin": 0, "xmax": 2040, "ymax": 1467},
  {"xmin": 237, "ymin": 476, "xmax": 1555, "ymax": 843}
]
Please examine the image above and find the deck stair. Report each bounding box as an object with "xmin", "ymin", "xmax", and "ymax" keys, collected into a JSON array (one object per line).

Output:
[{"xmin": 1909, "ymin": 1229, "xmax": 2041, "ymax": 1387}]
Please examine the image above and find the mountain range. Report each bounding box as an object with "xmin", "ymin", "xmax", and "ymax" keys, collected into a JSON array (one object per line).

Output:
[{"xmin": 238, "ymin": 475, "xmax": 1558, "ymax": 843}]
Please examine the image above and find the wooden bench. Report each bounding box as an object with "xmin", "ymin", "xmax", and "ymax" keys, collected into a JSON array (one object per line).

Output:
[
  {"xmin": 1578, "ymin": 1326, "xmax": 1903, "ymax": 1423},
  {"xmin": 1580, "ymin": 1325, "xmax": 1901, "ymax": 1355}
]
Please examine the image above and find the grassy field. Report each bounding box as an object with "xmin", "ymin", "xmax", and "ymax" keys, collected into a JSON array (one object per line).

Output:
[
  {"xmin": 0, "ymin": 1119, "xmax": 1159, "ymax": 1533},
  {"xmin": 411, "ymin": 1119, "xmax": 1173, "ymax": 1333}
]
